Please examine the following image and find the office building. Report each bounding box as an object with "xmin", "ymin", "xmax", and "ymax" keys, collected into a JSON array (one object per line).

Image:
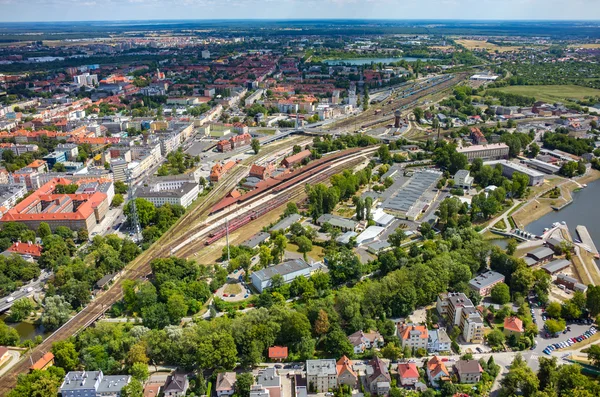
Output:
[
  {"xmin": 306, "ymin": 359, "xmax": 337, "ymax": 392},
  {"xmin": 484, "ymin": 160, "xmax": 545, "ymax": 186},
  {"xmin": 457, "ymin": 143, "xmax": 509, "ymax": 162},
  {"xmin": 468, "ymin": 271, "xmax": 505, "ymax": 296}
]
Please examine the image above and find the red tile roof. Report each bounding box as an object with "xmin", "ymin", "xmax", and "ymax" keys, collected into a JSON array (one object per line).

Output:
[
  {"xmin": 336, "ymin": 355, "xmax": 357, "ymax": 378},
  {"xmin": 397, "ymin": 323, "xmax": 429, "ymax": 340},
  {"xmin": 7, "ymin": 241, "xmax": 43, "ymax": 258},
  {"xmin": 268, "ymin": 346, "xmax": 288, "ymax": 359},
  {"xmin": 504, "ymin": 316, "xmax": 524, "ymax": 333},
  {"xmin": 30, "ymin": 352, "xmax": 54, "ymax": 370},
  {"xmin": 398, "ymin": 363, "xmax": 419, "ymax": 379}
]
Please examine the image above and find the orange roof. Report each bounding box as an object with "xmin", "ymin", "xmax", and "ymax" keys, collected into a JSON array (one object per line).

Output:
[
  {"xmin": 504, "ymin": 316, "xmax": 524, "ymax": 333},
  {"xmin": 336, "ymin": 355, "xmax": 357, "ymax": 378},
  {"xmin": 282, "ymin": 149, "xmax": 311, "ymax": 166},
  {"xmin": 428, "ymin": 356, "xmax": 449, "ymax": 378},
  {"xmin": 28, "ymin": 160, "xmax": 46, "ymax": 169},
  {"xmin": 397, "ymin": 323, "xmax": 429, "ymax": 340},
  {"xmin": 7, "ymin": 241, "xmax": 43, "ymax": 258},
  {"xmin": 30, "ymin": 352, "xmax": 54, "ymax": 371},
  {"xmin": 398, "ymin": 363, "xmax": 419, "ymax": 379},
  {"xmin": 268, "ymin": 346, "xmax": 288, "ymax": 359}
]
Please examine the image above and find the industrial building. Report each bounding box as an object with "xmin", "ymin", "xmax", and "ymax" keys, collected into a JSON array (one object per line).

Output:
[
  {"xmin": 382, "ymin": 170, "xmax": 442, "ymax": 220},
  {"xmin": 484, "ymin": 160, "xmax": 545, "ymax": 186},
  {"xmin": 525, "ymin": 158, "xmax": 561, "ymax": 174},
  {"xmin": 251, "ymin": 259, "xmax": 323, "ymax": 293}
]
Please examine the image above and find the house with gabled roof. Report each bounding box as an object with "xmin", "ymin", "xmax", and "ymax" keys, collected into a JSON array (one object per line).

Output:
[
  {"xmin": 426, "ymin": 356, "xmax": 449, "ymax": 387},
  {"xmin": 336, "ymin": 356, "xmax": 357, "ymax": 387},
  {"xmin": 398, "ymin": 363, "xmax": 420, "ymax": 387}
]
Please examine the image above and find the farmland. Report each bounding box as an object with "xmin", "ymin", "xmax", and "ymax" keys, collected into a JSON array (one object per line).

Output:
[{"xmin": 492, "ymin": 85, "xmax": 600, "ymax": 104}]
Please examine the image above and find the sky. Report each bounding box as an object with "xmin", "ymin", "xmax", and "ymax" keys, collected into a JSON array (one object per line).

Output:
[{"xmin": 0, "ymin": 0, "xmax": 599, "ymax": 22}]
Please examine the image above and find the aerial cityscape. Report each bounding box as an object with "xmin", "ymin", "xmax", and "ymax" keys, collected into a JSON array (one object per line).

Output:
[{"xmin": 0, "ymin": 13, "xmax": 600, "ymax": 397}]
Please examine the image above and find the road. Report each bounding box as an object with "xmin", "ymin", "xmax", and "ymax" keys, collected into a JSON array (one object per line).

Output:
[
  {"xmin": 0, "ymin": 270, "xmax": 51, "ymax": 313},
  {"xmin": 0, "ymin": 350, "xmax": 20, "ymax": 378}
]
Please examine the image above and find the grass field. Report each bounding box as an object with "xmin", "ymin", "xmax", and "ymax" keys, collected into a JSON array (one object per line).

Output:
[
  {"xmin": 224, "ymin": 283, "xmax": 242, "ymax": 295},
  {"xmin": 454, "ymin": 39, "xmax": 523, "ymax": 53},
  {"xmin": 492, "ymin": 85, "xmax": 600, "ymax": 104},
  {"xmin": 568, "ymin": 43, "xmax": 600, "ymax": 49}
]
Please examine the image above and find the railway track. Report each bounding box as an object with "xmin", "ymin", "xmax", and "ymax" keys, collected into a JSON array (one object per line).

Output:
[
  {"xmin": 329, "ymin": 73, "xmax": 467, "ymax": 131},
  {"xmin": 0, "ymin": 144, "xmax": 376, "ymax": 395}
]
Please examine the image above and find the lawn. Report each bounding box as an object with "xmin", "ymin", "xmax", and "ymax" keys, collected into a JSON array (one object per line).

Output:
[
  {"xmin": 287, "ymin": 243, "xmax": 326, "ymax": 261},
  {"xmin": 492, "ymin": 85, "xmax": 600, "ymax": 104},
  {"xmin": 224, "ymin": 283, "xmax": 242, "ymax": 295},
  {"xmin": 454, "ymin": 39, "xmax": 524, "ymax": 53},
  {"xmin": 493, "ymin": 219, "xmax": 507, "ymax": 230}
]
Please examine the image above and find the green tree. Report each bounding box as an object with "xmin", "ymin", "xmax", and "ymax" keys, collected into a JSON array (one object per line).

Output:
[
  {"xmin": 413, "ymin": 107, "xmax": 424, "ymax": 122},
  {"xmin": 587, "ymin": 344, "xmax": 600, "ymax": 367},
  {"xmin": 545, "ymin": 318, "xmax": 566, "ymax": 335},
  {"xmin": 381, "ymin": 342, "xmax": 402, "ymax": 361},
  {"xmin": 51, "ymin": 340, "xmax": 79, "ymax": 371},
  {"xmin": 121, "ymin": 379, "xmax": 143, "ymax": 397},
  {"xmin": 111, "ymin": 194, "xmax": 124, "ymax": 207},
  {"xmin": 8, "ymin": 297, "xmax": 34, "ymax": 322},
  {"xmin": 586, "ymin": 285, "xmax": 600, "ymax": 316},
  {"xmin": 500, "ymin": 354, "xmax": 539, "ymax": 397},
  {"xmin": 37, "ymin": 222, "xmax": 52, "ymax": 238},
  {"xmin": 167, "ymin": 293, "xmax": 188, "ymax": 324},
  {"xmin": 7, "ymin": 367, "xmax": 66, "ymax": 397},
  {"xmin": 324, "ymin": 327, "xmax": 354, "ymax": 357},
  {"xmin": 387, "ymin": 228, "xmax": 406, "ymax": 248},
  {"xmin": 491, "ymin": 283, "xmax": 511, "ymax": 305},
  {"xmin": 0, "ymin": 320, "xmax": 20, "ymax": 346},
  {"xmin": 53, "ymin": 163, "xmax": 66, "ymax": 172},
  {"xmin": 507, "ymin": 239, "xmax": 518, "ymax": 255},
  {"xmin": 235, "ymin": 373, "xmax": 254, "ymax": 397},
  {"xmin": 77, "ymin": 228, "xmax": 89, "ymax": 243},
  {"xmin": 546, "ymin": 302, "xmax": 562, "ymax": 318},
  {"xmin": 259, "ymin": 245, "xmax": 273, "ymax": 268},
  {"xmin": 130, "ymin": 362, "xmax": 149, "ymax": 382},
  {"xmin": 296, "ymin": 236, "xmax": 313, "ymax": 260},
  {"xmin": 251, "ymin": 138, "xmax": 260, "ymax": 154},
  {"xmin": 41, "ymin": 295, "xmax": 72, "ymax": 331},
  {"xmin": 487, "ymin": 328, "xmax": 506, "ymax": 348}
]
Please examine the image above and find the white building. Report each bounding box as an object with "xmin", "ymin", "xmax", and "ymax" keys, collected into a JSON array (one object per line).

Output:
[
  {"xmin": 73, "ymin": 73, "xmax": 98, "ymax": 87},
  {"xmin": 306, "ymin": 360, "xmax": 337, "ymax": 392},
  {"xmin": 136, "ymin": 182, "xmax": 200, "ymax": 208},
  {"xmin": 201, "ymin": 50, "xmax": 211, "ymax": 59},
  {"xmin": 251, "ymin": 259, "xmax": 323, "ymax": 293},
  {"xmin": 453, "ymin": 170, "xmax": 474, "ymax": 189}
]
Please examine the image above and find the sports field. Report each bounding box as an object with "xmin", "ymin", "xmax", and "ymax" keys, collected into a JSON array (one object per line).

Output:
[{"xmin": 492, "ymin": 85, "xmax": 600, "ymax": 104}]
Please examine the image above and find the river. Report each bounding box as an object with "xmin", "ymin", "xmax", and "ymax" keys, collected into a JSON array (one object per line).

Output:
[
  {"xmin": 525, "ymin": 180, "xmax": 600, "ymax": 247},
  {"xmin": 0, "ymin": 314, "xmax": 50, "ymax": 342},
  {"xmin": 324, "ymin": 57, "xmax": 439, "ymax": 65}
]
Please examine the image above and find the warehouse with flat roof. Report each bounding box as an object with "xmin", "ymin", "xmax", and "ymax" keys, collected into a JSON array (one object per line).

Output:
[
  {"xmin": 382, "ymin": 170, "xmax": 442, "ymax": 220},
  {"xmin": 484, "ymin": 160, "xmax": 545, "ymax": 186}
]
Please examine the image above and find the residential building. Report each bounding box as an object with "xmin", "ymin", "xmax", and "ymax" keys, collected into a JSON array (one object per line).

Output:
[
  {"xmin": 347, "ymin": 330, "xmax": 384, "ymax": 354},
  {"xmin": 281, "ymin": 150, "xmax": 311, "ymax": 168},
  {"xmin": 454, "ymin": 360, "xmax": 483, "ymax": 384},
  {"xmin": 396, "ymin": 323, "xmax": 428, "ymax": 350},
  {"xmin": 256, "ymin": 367, "xmax": 281, "ymax": 397},
  {"xmin": 30, "ymin": 352, "xmax": 54, "ymax": 371},
  {"xmin": 249, "ymin": 385, "xmax": 270, "ymax": 397},
  {"xmin": 397, "ymin": 363, "xmax": 420, "ymax": 387},
  {"xmin": 28, "ymin": 160, "xmax": 48, "ymax": 174},
  {"xmin": 470, "ymin": 127, "xmax": 487, "ymax": 144},
  {"xmin": 457, "ymin": 143, "xmax": 509, "ymax": 162},
  {"xmin": 216, "ymin": 372, "xmax": 237, "ymax": 397},
  {"xmin": 143, "ymin": 382, "xmax": 162, "ymax": 397},
  {"xmin": 0, "ymin": 347, "xmax": 10, "ymax": 367},
  {"xmin": 0, "ymin": 184, "xmax": 27, "ymax": 213},
  {"xmin": 251, "ymin": 258, "xmax": 323, "ymax": 293},
  {"xmin": 366, "ymin": 357, "xmax": 391, "ymax": 396},
  {"xmin": 60, "ymin": 371, "xmax": 131, "ymax": 397},
  {"xmin": 484, "ymin": 160, "xmax": 545, "ymax": 186},
  {"xmin": 136, "ymin": 182, "xmax": 199, "ymax": 208},
  {"xmin": 440, "ymin": 292, "xmax": 472, "ymax": 327},
  {"xmin": 426, "ymin": 357, "xmax": 449, "ymax": 387},
  {"xmin": 6, "ymin": 241, "xmax": 43, "ymax": 259},
  {"xmin": 453, "ymin": 170, "xmax": 474, "ymax": 189},
  {"xmin": 556, "ymin": 274, "xmax": 588, "ymax": 293},
  {"xmin": 427, "ymin": 328, "xmax": 451, "ymax": 353},
  {"xmin": 504, "ymin": 316, "xmax": 524, "ymax": 337},
  {"xmin": 163, "ymin": 374, "xmax": 189, "ymax": 397},
  {"xmin": 336, "ymin": 356, "xmax": 357, "ymax": 388},
  {"xmin": 468, "ymin": 271, "xmax": 505, "ymax": 296},
  {"xmin": 461, "ymin": 306, "xmax": 484, "ymax": 343},
  {"xmin": 306, "ymin": 359, "xmax": 337, "ymax": 393},
  {"xmin": 268, "ymin": 346, "xmax": 288, "ymax": 362},
  {"xmin": 1, "ymin": 178, "xmax": 109, "ymax": 234}
]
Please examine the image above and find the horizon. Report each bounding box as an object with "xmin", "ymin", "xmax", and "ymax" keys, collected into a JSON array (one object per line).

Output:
[{"xmin": 1, "ymin": 0, "xmax": 600, "ymax": 24}]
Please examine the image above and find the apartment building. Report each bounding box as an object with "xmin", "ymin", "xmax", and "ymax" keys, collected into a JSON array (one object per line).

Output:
[
  {"xmin": 306, "ymin": 359, "xmax": 337, "ymax": 392},
  {"xmin": 60, "ymin": 371, "xmax": 131, "ymax": 397},
  {"xmin": 437, "ymin": 292, "xmax": 484, "ymax": 343},
  {"xmin": 396, "ymin": 323, "xmax": 428, "ymax": 350},
  {"xmin": 461, "ymin": 306, "xmax": 485, "ymax": 344},
  {"xmin": 468, "ymin": 271, "xmax": 505, "ymax": 296},
  {"xmin": 136, "ymin": 182, "xmax": 199, "ymax": 208}
]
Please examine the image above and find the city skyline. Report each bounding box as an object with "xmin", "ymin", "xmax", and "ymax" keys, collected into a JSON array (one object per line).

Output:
[{"xmin": 1, "ymin": 0, "xmax": 599, "ymax": 22}]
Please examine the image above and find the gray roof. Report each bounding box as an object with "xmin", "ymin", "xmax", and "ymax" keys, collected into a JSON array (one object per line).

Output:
[
  {"xmin": 256, "ymin": 367, "xmax": 280, "ymax": 387},
  {"xmin": 97, "ymin": 375, "xmax": 131, "ymax": 394},
  {"xmin": 526, "ymin": 247, "xmax": 554, "ymax": 261},
  {"xmin": 164, "ymin": 374, "xmax": 188, "ymax": 393},
  {"xmin": 382, "ymin": 170, "xmax": 441, "ymax": 213},
  {"xmin": 556, "ymin": 274, "xmax": 587, "ymax": 291},
  {"xmin": 252, "ymin": 259, "xmax": 313, "ymax": 282},
  {"xmin": 542, "ymin": 259, "xmax": 571, "ymax": 273},
  {"xmin": 270, "ymin": 214, "xmax": 302, "ymax": 232},
  {"xmin": 306, "ymin": 359, "xmax": 337, "ymax": 376},
  {"xmin": 316, "ymin": 214, "xmax": 357, "ymax": 230},
  {"xmin": 137, "ymin": 182, "xmax": 197, "ymax": 199},
  {"xmin": 241, "ymin": 232, "xmax": 270, "ymax": 249},
  {"xmin": 447, "ymin": 292, "xmax": 474, "ymax": 308},
  {"xmin": 60, "ymin": 371, "xmax": 101, "ymax": 391},
  {"xmin": 367, "ymin": 241, "xmax": 391, "ymax": 253},
  {"xmin": 455, "ymin": 360, "xmax": 482, "ymax": 375},
  {"xmin": 454, "ymin": 169, "xmax": 470, "ymax": 179},
  {"xmin": 524, "ymin": 257, "xmax": 538, "ymax": 267},
  {"xmin": 469, "ymin": 271, "xmax": 505, "ymax": 290}
]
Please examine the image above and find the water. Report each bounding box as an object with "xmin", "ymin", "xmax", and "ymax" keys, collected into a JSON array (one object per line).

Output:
[
  {"xmin": 525, "ymin": 180, "xmax": 600, "ymax": 246},
  {"xmin": 488, "ymin": 238, "xmax": 510, "ymax": 249},
  {"xmin": 323, "ymin": 57, "xmax": 439, "ymax": 65},
  {"xmin": 0, "ymin": 314, "xmax": 50, "ymax": 342}
]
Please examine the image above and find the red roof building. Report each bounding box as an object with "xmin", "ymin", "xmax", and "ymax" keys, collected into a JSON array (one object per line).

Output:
[
  {"xmin": 217, "ymin": 140, "xmax": 232, "ymax": 152},
  {"xmin": 268, "ymin": 346, "xmax": 288, "ymax": 361},
  {"xmin": 230, "ymin": 133, "xmax": 251, "ymax": 149},
  {"xmin": 503, "ymin": 316, "xmax": 524, "ymax": 336},
  {"xmin": 398, "ymin": 363, "xmax": 420, "ymax": 386},
  {"xmin": 29, "ymin": 352, "xmax": 54, "ymax": 371},
  {"xmin": 281, "ymin": 150, "xmax": 311, "ymax": 168},
  {"xmin": 210, "ymin": 161, "xmax": 236, "ymax": 182},
  {"xmin": 6, "ymin": 241, "xmax": 43, "ymax": 258},
  {"xmin": 249, "ymin": 164, "xmax": 275, "ymax": 180}
]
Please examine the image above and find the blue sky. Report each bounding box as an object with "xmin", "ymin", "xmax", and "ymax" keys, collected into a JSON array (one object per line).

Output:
[{"xmin": 0, "ymin": 0, "xmax": 599, "ymax": 22}]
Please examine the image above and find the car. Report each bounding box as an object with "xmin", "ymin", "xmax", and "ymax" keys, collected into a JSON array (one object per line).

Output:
[
  {"xmin": 231, "ymin": 294, "xmax": 236, "ymax": 297},
  {"xmin": 476, "ymin": 347, "xmax": 483, "ymax": 353},
  {"xmin": 563, "ymin": 330, "xmax": 568, "ymax": 334},
  {"xmin": 223, "ymin": 294, "xmax": 228, "ymax": 297},
  {"xmin": 275, "ymin": 364, "xmax": 282, "ymax": 369},
  {"xmin": 567, "ymin": 326, "xmax": 572, "ymax": 331},
  {"xmin": 26, "ymin": 287, "xmax": 33, "ymax": 292},
  {"xmin": 244, "ymin": 294, "xmax": 249, "ymax": 298}
]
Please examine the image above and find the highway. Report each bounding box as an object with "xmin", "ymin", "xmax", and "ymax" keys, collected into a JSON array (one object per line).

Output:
[{"xmin": 0, "ymin": 270, "xmax": 51, "ymax": 313}]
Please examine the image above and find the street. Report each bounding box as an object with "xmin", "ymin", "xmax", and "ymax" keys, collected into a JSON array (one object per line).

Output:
[{"xmin": 0, "ymin": 270, "xmax": 51, "ymax": 313}]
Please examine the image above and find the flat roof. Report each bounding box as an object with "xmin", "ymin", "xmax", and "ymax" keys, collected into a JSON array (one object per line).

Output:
[
  {"xmin": 252, "ymin": 258, "xmax": 316, "ymax": 282},
  {"xmin": 484, "ymin": 160, "xmax": 545, "ymax": 178},
  {"xmin": 469, "ymin": 270, "xmax": 505, "ymax": 289},
  {"xmin": 457, "ymin": 143, "xmax": 508, "ymax": 153},
  {"xmin": 382, "ymin": 170, "xmax": 441, "ymax": 214},
  {"xmin": 136, "ymin": 182, "xmax": 197, "ymax": 199}
]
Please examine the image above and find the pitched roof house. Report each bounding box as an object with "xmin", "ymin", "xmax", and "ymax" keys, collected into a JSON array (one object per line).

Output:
[
  {"xmin": 336, "ymin": 356, "xmax": 358, "ymax": 387},
  {"xmin": 347, "ymin": 330, "xmax": 384, "ymax": 354},
  {"xmin": 366, "ymin": 357, "xmax": 391, "ymax": 396},
  {"xmin": 454, "ymin": 360, "xmax": 483, "ymax": 384},
  {"xmin": 427, "ymin": 356, "xmax": 450, "ymax": 387},
  {"xmin": 163, "ymin": 374, "xmax": 189, "ymax": 397},
  {"xmin": 398, "ymin": 363, "xmax": 420, "ymax": 386},
  {"xmin": 503, "ymin": 316, "xmax": 524, "ymax": 336},
  {"xmin": 216, "ymin": 372, "xmax": 237, "ymax": 397},
  {"xmin": 268, "ymin": 346, "xmax": 288, "ymax": 362},
  {"xmin": 396, "ymin": 323, "xmax": 428, "ymax": 350}
]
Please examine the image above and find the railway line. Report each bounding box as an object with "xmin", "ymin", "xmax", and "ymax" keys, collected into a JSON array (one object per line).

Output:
[
  {"xmin": 328, "ymin": 73, "xmax": 467, "ymax": 132},
  {"xmin": 0, "ymin": 144, "xmax": 376, "ymax": 395}
]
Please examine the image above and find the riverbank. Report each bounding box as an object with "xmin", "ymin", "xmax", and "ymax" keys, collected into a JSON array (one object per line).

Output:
[{"xmin": 512, "ymin": 170, "xmax": 600, "ymax": 229}]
